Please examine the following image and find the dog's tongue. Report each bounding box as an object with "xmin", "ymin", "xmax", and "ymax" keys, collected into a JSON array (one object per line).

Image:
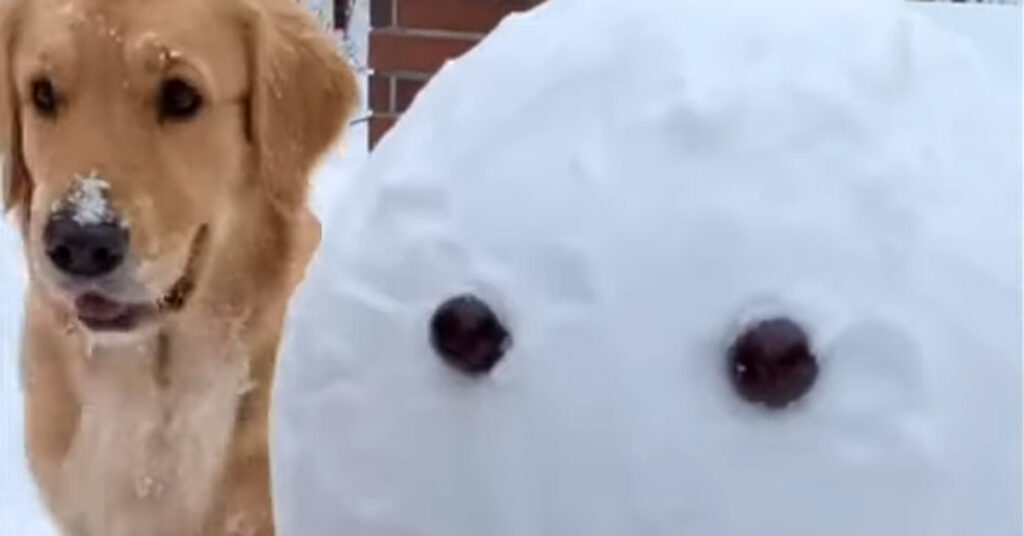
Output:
[{"xmin": 75, "ymin": 293, "xmax": 127, "ymax": 321}]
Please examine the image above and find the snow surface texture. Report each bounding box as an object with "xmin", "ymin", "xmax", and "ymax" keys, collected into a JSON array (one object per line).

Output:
[
  {"xmin": 273, "ymin": 0, "xmax": 1022, "ymax": 535},
  {"xmin": 0, "ymin": 223, "xmax": 54, "ymax": 534},
  {"xmin": 920, "ymin": 2, "xmax": 1022, "ymax": 97}
]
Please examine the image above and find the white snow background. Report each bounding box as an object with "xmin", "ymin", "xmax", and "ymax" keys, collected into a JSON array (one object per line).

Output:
[{"xmin": 0, "ymin": 1, "xmax": 1018, "ymax": 534}]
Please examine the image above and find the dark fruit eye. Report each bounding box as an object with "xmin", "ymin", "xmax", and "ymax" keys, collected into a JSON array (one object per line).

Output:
[
  {"xmin": 31, "ymin": 78, "xmax": 59, "ymax": 117},
  {"xmin": 430, "ymin": 294, "xmax": 512, "ymax": 375},
  {"xmin": 158, "ymin": 78, "xmax": 202, "ymax": 121},
  {"xmin": 728, "ymin": 317, "xmax": 819, "ymax": 409}
]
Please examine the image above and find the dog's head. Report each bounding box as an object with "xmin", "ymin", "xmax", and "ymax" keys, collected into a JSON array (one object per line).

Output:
[{"xmin": 0, "ymin": 0, "xmax": 358, "ymax": 337}]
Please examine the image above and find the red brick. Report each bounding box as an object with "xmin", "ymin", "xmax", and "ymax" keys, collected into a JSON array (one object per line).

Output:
[
  {"xmin": 369, "ymin": 115, "xmax": 398, "ymax": 149},
  {"xmin": 396, "ymin": 0, "xmax": 538, "ymax": 34},
  {"xmin": 369, "ymin": 31, "xmax": 478, "ymax": 73},
  {"xmin": 394, "ymin": 77, "xmax": 426, "ymax": 112},
  {"xmin": 369, "ymin": 75, "xmax": 392, "ymax": 114}
]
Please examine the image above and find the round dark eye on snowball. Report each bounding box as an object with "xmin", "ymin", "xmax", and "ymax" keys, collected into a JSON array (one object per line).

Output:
[
  {"xmin": 430, "ymin": 294, "xmax": 511, "ymax": 375},
  {"xmin": 727, "ymin": 317, "xmax": 818, "ymax": 409}
]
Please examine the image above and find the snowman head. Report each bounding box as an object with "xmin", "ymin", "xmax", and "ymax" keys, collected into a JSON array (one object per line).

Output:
[{"xmin": 273, "ymin": 1, "xmax": 1021, "ymax": 534}]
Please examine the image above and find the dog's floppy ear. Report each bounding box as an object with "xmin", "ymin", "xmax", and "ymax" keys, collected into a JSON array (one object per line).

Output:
[
  {"xmin": 241, "ymin": 0, "xmax": 359, "ymax": 212},
  {"xmin": 0, "ymin": 0, "xmax": 30, "ymax": 218}
]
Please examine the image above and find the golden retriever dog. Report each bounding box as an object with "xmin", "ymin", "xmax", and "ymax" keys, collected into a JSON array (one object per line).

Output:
[{"xmin": 0, "ymin": 0, "xmax": 358, "ymax": 534}]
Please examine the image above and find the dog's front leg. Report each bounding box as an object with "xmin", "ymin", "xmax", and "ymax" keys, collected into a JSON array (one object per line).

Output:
[
  {"xmin": 22, "ymin": 299, "xmax": 82, "ymax": 533},
  {"xmin": 206, "ymin": 455, "xmax": 275, "ymax": 536},
  {"xmin": 203, "ymin": 385, "xmax": 275, "ymax": 536}
]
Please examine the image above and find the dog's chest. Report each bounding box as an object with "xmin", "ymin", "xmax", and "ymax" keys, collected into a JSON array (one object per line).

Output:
[{"xmin": 59, "ymin": 337, "xmax": 250, "ymax": 536}]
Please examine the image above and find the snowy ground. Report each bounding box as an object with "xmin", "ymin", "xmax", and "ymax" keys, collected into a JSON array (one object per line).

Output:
[{"xmin": 0, "ymin": 2, "xmax": 1018, "ymax": 534}]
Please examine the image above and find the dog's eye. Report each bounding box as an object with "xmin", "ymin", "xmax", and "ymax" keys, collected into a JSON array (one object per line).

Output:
[
  {"xmin": 158, "ymin": 78, "xmax": 203, "ymax": 121},
  {"xmin": 31, "ymin": 78, "xmax": 59, "ymax": 117}
]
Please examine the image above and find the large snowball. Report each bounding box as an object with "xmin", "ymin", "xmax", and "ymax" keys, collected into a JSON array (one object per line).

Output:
[{"xmin": 272, "ymin": 0, "xmax": 1022, "ymax": 534}]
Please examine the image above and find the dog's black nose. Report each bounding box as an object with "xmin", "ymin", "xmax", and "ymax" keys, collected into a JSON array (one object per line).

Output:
[{"xmin": 44, "ymin": 212, "xmax": 128, "ymax": 278}]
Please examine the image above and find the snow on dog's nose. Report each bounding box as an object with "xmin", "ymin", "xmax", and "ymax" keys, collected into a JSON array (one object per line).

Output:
[{"xmin": 44, "ymin": 174, "xmax": 128, "ymax": 279}]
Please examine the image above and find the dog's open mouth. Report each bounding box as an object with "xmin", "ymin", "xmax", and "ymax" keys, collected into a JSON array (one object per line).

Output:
[
  {"xmin": 74, "ymin": 293, "xmax": 154, "ymax": 331},
  {"xmin": 73, "ymin": 226, "xmax": 209, "ymax": 332}
]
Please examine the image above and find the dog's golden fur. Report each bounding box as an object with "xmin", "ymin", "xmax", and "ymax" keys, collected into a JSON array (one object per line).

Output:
[{"xmin": 0, "ymin": 0, "xmax": 358, "ymax": 534}]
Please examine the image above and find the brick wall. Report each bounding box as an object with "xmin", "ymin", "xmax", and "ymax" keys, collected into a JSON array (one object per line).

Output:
[{"xmin": 368, "ymin": 0, "xmax": 545, "ymax": 148}]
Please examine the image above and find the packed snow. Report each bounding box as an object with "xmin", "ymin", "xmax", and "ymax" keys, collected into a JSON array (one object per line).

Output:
[
  {"xmin": 62, "ymin": 173, "xmax": 113, "ymax": 226},
  {"xmin": 0, "ymin": 222, "xmax": 51, "ymax": 534},
  {"xmin": 0, "ymin": 0, "xmax": 1020, "ymax": 535},
  {"xmin": 272, "ymin": 0, "xmax": 1021, "ymax": 535}
]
